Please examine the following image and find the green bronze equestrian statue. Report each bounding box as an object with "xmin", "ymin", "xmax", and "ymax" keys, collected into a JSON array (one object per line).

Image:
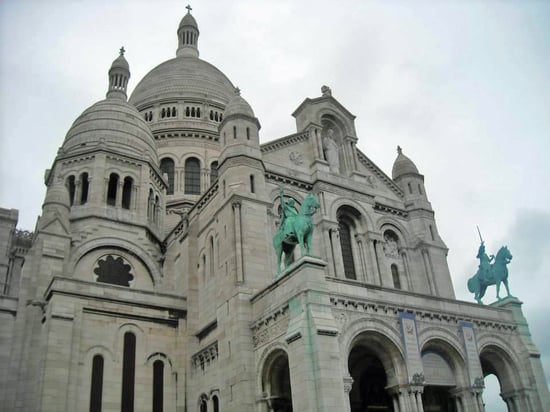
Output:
[
  {"xmin": 467, "ymin": 229, "xmax": 514, "ymax": 304},
  {"xmin": 273, "ymin": 185, "xmax": 319, "ymax": 277}
]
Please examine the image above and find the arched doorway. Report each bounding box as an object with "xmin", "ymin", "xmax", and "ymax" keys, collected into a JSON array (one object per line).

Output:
[
  {"xmin": 421, "ymin": 339, "xmax": 467, "ymax": 412},
  {"xmin": 262, "ymin": 349, "xmax": 293, "ymax": 412},
  {"xmin": 349, "ymin": 346, "xmax": 394, "ymax": 411},
  {"xmin": 480, "ymin": 345, "xmax": 521, "ymax": 410},
  {"xmin": 348, "ymin": 331, "xmax": 402, "ymax": 412}
]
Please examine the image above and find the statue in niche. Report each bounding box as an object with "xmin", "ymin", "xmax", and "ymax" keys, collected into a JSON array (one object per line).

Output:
[
  {"xmin": 383, "ymin": 233, "xmax": 399, "ymax": 257},
  {"xmin": 322, "ymin": 127, "xmax": 340, "ymax": 173}
]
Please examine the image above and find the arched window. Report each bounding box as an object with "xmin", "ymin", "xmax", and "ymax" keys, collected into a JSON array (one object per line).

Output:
[
  {"xmin": 210, "ymin": 161, "xmax": 219, "ymax": 185},
  {"xmin": 214, "ymin": 112, "xmax": 219, "ymax": 121},
  {"xmin": 191, "ymin": 107, "xmax": 196, "ymax": 117},
  {"xmin": 338, "ymin": 220, "xmax": 356, "ymax": 280},
  {"xmin": 107, "ymin": 173, "xmax": 119, "ymax": 206},
  {"xmin": 408, "ymin": 182, "xmax": 412, "ymax": 194},
  {"xmin": 391, "ymin": 264, "xmax": 401, "ymax": 289},
  {"xmin": 172, "ymin": 107, "xmax": 176, "ymax": 117},
  {"xmin": 122, "ymin": 177, "xmax": 133, "ymax": 209},
  {"xmin": 186, "ymin": 107, "xmax": 190, "ymax": 117},
  {"xmin": 185, "ymin": 157, "xmax": 201, "ymax": 194},
  {"xmin": 336, "ymin": 206, "xmax": 362, "ymax": 281},
  {"xmin": 148, "ymin": 189, "xmax": 154, "ymax": 220},
  {"xmin": 200, "ymin": 399, "xmax": 207, "ymax": 412},
  {"xmin": 210, "ymin": 110, "xmax": 213, "ymax": 120},
  {"xmin": 89, "ymin": 354, "xmax": 104, "ymax": 412},
  {"xmin": 161, "ymin": 108, "xmax": 166, "ymax": 119},
  {"xmin": 67, "ymin": 175, "xmax": 76, "ymax": 206},
  {"xmin": 197, "ymin": 107, "xmax": 201, "ymax": 118},
  {"xmin": 154, "ymin": 196, "xmax": 160, "ymax": 223},
  {"xmin": 233, "ymin": 125, "xmax": 237, "ymax": 139},
  {"xmin": 160, "ymin": 158, "xmax": 175, "ymax": 195},
  {"xmin": 246, "ymin": 127, "xmax": 250, "ymax": 140},
  {"xmin": 212, "ymin": 395, "xmax": 219, "ymax": 412},
  {"xmin": 121, "ymin": 332, "xmax": 136, "ymax": 412},
  {"xmin": 80, "ymin": 173, "xmax": 89, "ymax": 205},
  {"xmin": 418, "ymin": 183, "xmax": 423, "ymax": 195},
  {"xmin": 209, "ymin": 236, "xmax": 215, "ymax": 277},
  {"xmin": 152, "ymin": 360, "xmax": 164, "ymax": 412},
  {"xmin": 250, "ymin": 174, "xmax": 255, "ymax": 193}
]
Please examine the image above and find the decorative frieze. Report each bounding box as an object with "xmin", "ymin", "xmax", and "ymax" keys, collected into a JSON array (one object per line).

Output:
[
  {"xmin": 192, "ymin": 341, "xmax": 219, "ymax": 372},
  {"xmin": 251, "ymin": 305, "xmax": 289, "ymax": 348}
]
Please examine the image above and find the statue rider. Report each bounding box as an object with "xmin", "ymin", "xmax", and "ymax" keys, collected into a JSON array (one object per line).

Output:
[
  {"xmin": 279, "ymin": 185, "xmax": 298, "ymax": 238},
  {"xmin": 476, "ymin": 241, "xmax": 494, "ymax": 282}
]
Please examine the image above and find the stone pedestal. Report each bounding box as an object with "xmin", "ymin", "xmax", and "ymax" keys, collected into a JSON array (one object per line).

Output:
[{"xmin": 279, "ymin": 257, "xmax": 346, "ymax": 412}]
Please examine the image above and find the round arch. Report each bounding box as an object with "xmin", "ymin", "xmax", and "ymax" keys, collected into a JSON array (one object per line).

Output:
[{"xmin": 69, "ymin": 237, "xmax": 163, "ymax": 286}]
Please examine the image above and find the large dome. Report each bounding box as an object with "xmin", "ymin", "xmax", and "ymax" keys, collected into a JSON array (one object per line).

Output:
[
  {"xmin": 62, "ymin": 98, "xmax": 158, "ymax": 163},
  {"xmin": 129, "ymin": 56, "xmax": 235, "ymax": 109}
]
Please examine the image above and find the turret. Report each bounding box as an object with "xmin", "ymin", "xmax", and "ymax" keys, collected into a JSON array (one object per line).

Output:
[
  {"xmin": 392, "ymin": 146, "xmax": 430, "ymax": 205},
  {"xmin": 176, "ymin": 5, "xmax": 200, "ymax": 58},
  {"xmin": 106, "ymin": 47, "xmax": 130, "ymax": 100}
]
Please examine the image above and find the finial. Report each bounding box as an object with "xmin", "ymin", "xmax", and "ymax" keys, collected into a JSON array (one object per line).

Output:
[
  {"xmin": 186, "ymin": 4, "xmax": 192, "ymax": 14},
  {"xmin": 235, "ymin": 87, "xmax": 241, "ymax": 96},
  {"xmin": 397, "ymin": 145, "xmax": 402, "ymax": 155},
  {"xmin": 119, "ymin": 46, "xmax": 125, "ymax": 56}
]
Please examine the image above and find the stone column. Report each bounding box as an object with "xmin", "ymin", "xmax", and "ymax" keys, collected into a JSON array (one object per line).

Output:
[
  {"xmin": 233, "ymin": 201, "xmax": 244, "ymax": 283},
  {"xmin": 401, "ymin": 250, "xmax": 413, "ymax": 291},
  {"xmin": 115, "ymin": 180, "xmax": 123, "ymax": 208},
  {"xmin": 421, "ymin": 249, "xmax": 436, "ymax": 295},
  {"xmin": 74, "ymin": 180, "xmax": 82, "ymax": 206},
  {"xmin": 342, "ymin": 375, "xmax": 353, "ymax": 412},
  {"xmin": 354, "ymin": 234, "xmax": 368, "ymax": 283},
  {"xmin": 329, "ymin": 226, "xmax": 345, "ymax": 277},
  {"xmin": 322, "ymin": 225, "xmax": 336, "ymax": 277}
]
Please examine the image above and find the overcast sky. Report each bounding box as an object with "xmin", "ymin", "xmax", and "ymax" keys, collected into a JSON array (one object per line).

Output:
[{"xmin": 1, "ymin": 0, "xmax": 549, "ymax": 408}]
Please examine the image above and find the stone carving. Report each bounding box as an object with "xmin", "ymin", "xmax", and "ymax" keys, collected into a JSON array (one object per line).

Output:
[
  {"xmin": 468, "ymin": 239, "xmax": 514, "ymax": 304},
  {"xmin": 322, "ymin": 128, "xmax": 340, "ymax": 173},
  {"xmin": 192, "ymin": 341, "xmax": 219, "ymax": 372},
  {"xmin": 383, "ymin": 233, "xmax": 399, "ymax": 258},
  {"xmin": 321, "ymin": 85, "xmax": 332, "ymax": 97},
  {"xmin": 473, "ymin": 376, "xmax": 485, "ymax": 389},
  {"xmin": 289, "ymin": 151, "xmax": 303, "ymax": 165},
  {"xmin": 411, "ymin": 372, "xmax": 425, "ymax": 386},
  {"xmin": 272, "ymin": 185, "xmax": 320, "ymax": 276}
]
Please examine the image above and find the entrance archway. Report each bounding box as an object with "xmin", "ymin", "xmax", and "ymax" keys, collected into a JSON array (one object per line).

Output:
[
  {"xmin": 421, "ymin": 339, "xmax": 467, "ymax": 412},
  {"xmin": 262, "ymin": 349, "xmax": 293, "ymax": 412},
  {"xmin": 347, "ymin": 331, "xmax": 403, "ymax": 412},
  {"xmin": 480, "ymin": 345, "xmax": 521, "ymax": 410},
  {"xmin": 349, "ymin": 345, "xmax": 394, "ymax": 411}
]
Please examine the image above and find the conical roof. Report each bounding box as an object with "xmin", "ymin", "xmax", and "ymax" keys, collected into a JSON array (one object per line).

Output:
[{"xmin": 392, "ymin": 146, "xmax": 420, "ymax": 179}]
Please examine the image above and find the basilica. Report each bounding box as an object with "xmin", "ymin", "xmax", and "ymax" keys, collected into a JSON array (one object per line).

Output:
[{"xmin": 0, "ymin": 9, "xmax": 548, "ymax": 412}]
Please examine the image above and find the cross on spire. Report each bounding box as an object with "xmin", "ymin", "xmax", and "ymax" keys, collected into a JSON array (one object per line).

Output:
[
  {"xmin": 119, "ymin": 46, "xmax": 125, "ymax": 56},
  {"xmin": 186, "ymin": 4, "xmax": 192, "ymax": 14},
  {"xmin": 397, "ymin": 145, "xmax": 402, "ymax": 155}
]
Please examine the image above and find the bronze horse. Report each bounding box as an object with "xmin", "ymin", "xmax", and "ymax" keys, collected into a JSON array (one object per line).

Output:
[
  {"xmin": 273, "ymin": 193, "xmax": 319, "ymax": 276},
  {"xmin": 468, "ymin": 245, "xmax": 513, "ymax": 304}
]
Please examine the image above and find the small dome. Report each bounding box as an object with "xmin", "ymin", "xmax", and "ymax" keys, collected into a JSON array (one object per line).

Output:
[
  {"xmin": 179, "ymin": 12, "xmax": 198, "ymax": 29},
  {"xmin": 62, "ymin": 99, "xmax": 158, "ymax": 163},
  {"xmin": 392, "ymin": 146, "xmax": 420, "ymax": 179},
  {"xmin": 224, "ymin": 89, "xmax": 255, "ymax": 118},
  {"xmin": 111, "ymin": 52, "xmax": 129, "ymax": 71}
]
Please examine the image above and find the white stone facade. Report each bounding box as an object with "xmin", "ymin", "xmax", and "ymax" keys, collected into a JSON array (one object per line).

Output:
[{"xmin": 0, "ymin": 10, "xmax": 548, "ymax": 412}]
